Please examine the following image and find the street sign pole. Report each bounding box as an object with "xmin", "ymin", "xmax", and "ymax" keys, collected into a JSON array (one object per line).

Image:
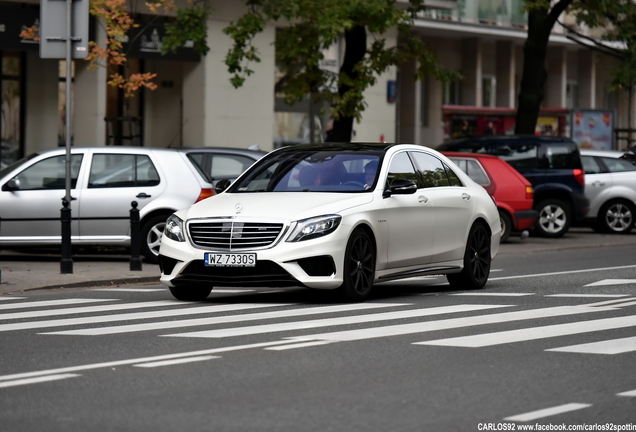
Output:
[
  {"xmin": 60, "ymin": 0, "xmax": 74, "ymax": 273},
  {"xmin": 40, "ymin": 0, "xmax": 89, "ymax": 274}
]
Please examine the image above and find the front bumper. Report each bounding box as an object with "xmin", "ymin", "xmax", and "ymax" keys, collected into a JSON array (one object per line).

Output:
[{"xmin": 159, "ymin": 228, "xmax": 349, "ymax": 290}]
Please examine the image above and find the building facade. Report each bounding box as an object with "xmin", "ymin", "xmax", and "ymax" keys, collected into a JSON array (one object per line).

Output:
[{"xmin": 1, "ymin": 0, "xmax": 634, "ymax": 171}]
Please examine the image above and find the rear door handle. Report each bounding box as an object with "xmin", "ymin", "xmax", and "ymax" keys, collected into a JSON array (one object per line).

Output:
[
  {"xmin": 462, "ymin": 193, "xmax": 471, "ymax": 201},
  {"xmin": 136, "ymin": 193, "xmax": 152, "ymax": 199},
  {"xmin": 591, "ymin": 181, "xmax": 605, "ymax": 187}
]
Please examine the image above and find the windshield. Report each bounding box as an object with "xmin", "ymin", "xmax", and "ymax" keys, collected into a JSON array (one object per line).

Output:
[
  {"xmin": 0, "ymin": 153, "xmax": 39, "ymax": 179},
  {"xmin": 229, "ymin": 150, "xmax": 382, "ymax": 193}
]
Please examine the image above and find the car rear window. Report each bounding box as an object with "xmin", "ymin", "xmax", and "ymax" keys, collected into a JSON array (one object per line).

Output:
[
  {"xmin": 448, "ymin": 158, "xmax": 490, "ymax": 186},
  {"xmin": 542, "ymin": 144, "xmax": 580, "ymax": 169}
]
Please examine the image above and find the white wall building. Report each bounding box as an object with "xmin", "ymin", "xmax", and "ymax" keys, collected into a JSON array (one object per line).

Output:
[{"xmin": 1, "ymin": 0, "xmax": 634, "ymax": 171}]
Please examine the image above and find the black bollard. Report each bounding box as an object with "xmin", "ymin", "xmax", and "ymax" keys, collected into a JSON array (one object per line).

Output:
[
  {"xmin": 130, "ymin": 201, "xmax": 142, "ymax": 271},
  {"xmin": 60, "ymin": 199, "xmax": 73, "ymax": 274}
]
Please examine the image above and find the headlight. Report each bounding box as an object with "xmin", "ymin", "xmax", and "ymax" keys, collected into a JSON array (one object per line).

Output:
[
  {"xmin": 287, "ymin": 215, "xmax": 341, "ymax": 242},
  {"xmin": 164, "ymin": 214, "xmax": 185, "ymax": 242}
]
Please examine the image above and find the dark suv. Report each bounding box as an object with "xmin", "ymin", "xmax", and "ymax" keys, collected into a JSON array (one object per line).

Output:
[{"xmin": 437, "ymin": 135, "xmax": 589, "ymax": 237}]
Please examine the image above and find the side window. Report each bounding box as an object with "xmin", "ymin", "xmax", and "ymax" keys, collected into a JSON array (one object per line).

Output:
[
  {"xmin": 582, "ymin": 156, "xmax": 602, "ymax": 174},
  {"xmin": 444, "ymin": 162, "xmax": 463, "ymax": 186},
  {"xmin": 211, "ymin": 155, "xmax": 256, "ymax": 179},
  {"xmin": 88, "ymin": 154, "xmax": 160, "ymax": 188},
  {"xmin": 602, "ymin": 157, "xmax": 636, "ymax": 173},
  {"xmin": 495, "ymin": 144, "xmax": 538, "ymax": 170},
  {"xmin": 543, "ymin": 145, "xmax": 577, "ymax": 169},
  {"xmin": 14, "ymin": 155, "xmax": 83, "ymax": 190},
  {"xmin": 449, "ymin": 158, "xmax": 487, "ymax": 185},
  {"xmin": 386, "ymin": 152, "xmax": 417, "ymax": 187},
  {"xmin": 410, "ymin": 152, "xmax": 450, "ymax": 188}
]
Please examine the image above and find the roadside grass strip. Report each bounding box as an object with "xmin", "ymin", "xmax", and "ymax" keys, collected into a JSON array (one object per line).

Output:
[
  {"xmin": 504, "ymin": 403, "xmax": 591, "ymax": 422},
  {"xmin": 0, "ymin": 374, "xmax": 81, "ymax": 388}
]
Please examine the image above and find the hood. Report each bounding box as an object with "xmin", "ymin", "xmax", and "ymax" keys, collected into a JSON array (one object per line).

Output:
[{"xmin": 182, "ymin": 192, "xmax": 374, "ymax": 221}]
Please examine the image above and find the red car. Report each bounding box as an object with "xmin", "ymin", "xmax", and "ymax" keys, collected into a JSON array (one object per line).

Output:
[{"xmin": 443, "ymin": 152, "xmax": 537, "ymax": 242}]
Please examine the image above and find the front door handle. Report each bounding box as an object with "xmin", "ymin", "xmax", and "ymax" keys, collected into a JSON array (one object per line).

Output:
[
  {"xmin": 591, "ymin": 181, "xmax": 605, "ymax": 187},
  {"xmin": 418, "ymin": 195, "xmax": 428, "ymax": 204},
  {"xmin": 136, "ymin": 193, "xmax": 152, "ymax": 199},
  {"xmin": 462, "ymin": 193, "xmax": 471, "ymax": 201}
]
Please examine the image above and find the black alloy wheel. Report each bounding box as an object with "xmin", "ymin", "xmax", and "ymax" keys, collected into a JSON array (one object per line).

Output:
[
  {"xmin": 447, "ymin": 223, "xmax": 491, "ymax": 290},
  {"xmin": 338, "ymin": 229, "xmax": 376, "ymax": 301},
  {"xmin": 169, "ymin": 285, "xmax": 212, "ymax": 301}
]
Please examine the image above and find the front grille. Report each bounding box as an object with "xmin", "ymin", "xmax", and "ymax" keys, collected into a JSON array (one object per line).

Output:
[
  {"xmin": 188, "ymin": 220, "xmax": 285, "ymax": 250},
  {"xmin": 172, "ymin": 260, "xmax": 300, "ymax": 287}
]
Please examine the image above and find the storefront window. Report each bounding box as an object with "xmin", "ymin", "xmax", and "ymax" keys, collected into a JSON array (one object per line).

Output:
[{"xmin": 1, "ymin": 51, "xmax": 22, "ymax": 170}]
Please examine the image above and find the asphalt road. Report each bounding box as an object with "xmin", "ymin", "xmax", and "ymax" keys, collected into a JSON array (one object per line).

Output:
[{"xmin": 1, "ymin": 239, "xmax": 635, "ymax": 431}]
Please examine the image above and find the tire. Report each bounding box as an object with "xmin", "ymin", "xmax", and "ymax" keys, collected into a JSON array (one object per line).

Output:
[
  {"xmin": 169, "ymin": 285, "xmax": 212, "ymax": 301},
  {"xmin": 140, "ymin": 214, "xmax": 170, "ymax": 264},
  {"xmin": 598, "ymin": 200, "xmax": 635, "ymax": 233},
  {"xmin": 534, "ymin": 199, "xmax": 571, "ymax": 238},
  {"xmin": 498, "ymin": 210, "xmax": 512, "ymax": 243},
  {"xmin": 337, "ymin": 229, "xmax": 376, "ymax": 302},
  {"xmin": 447, "ymin": 223, "xmax": 491, "ymax": 290}
]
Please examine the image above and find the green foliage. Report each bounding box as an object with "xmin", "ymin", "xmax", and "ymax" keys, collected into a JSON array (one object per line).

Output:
[
  {"xmin": 224, "ymin": 0, "xmax": 459, "ymax": 121},
  {"xmin": 162, "ymin": 3, "xmax": 211, "ymax": 56}
]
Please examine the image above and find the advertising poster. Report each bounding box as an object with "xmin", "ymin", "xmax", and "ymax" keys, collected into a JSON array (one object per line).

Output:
[{"xmin": 571, "ymin": 110, "xmax": 614, "ymax": 150}]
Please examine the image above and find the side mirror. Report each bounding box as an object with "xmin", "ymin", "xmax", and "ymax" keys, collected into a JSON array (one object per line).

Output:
[
  {"xmin": 214, "ymin": 178, "xmax": 232, "ymax": 194},
  {"xmin": 2, "ymin": 178, "xmax": 20, "ymax": 191},
  {"xmin": 384, "ymin": 178, "xmax": 417, "ymax": 197}
]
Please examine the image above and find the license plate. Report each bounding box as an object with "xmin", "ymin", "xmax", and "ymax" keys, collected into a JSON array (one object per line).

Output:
[{"xmin": 204, "ymin": 253, "xmax": 256, "ymax": 267}]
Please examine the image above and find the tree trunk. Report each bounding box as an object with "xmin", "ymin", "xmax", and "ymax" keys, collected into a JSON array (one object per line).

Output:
[
  {"xmin": 515, "ymin": 9, "xmax": 551, "ymax": 134},
  {"xmin": 515, "ymin": 1, "xmax": 572, "ymax": 134},
  {"xmin": 331, "ymin": 25, "xmax": 367, "ymax": 143}
]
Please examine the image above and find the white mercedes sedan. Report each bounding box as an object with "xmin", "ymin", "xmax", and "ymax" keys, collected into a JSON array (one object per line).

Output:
[{"xmin": 159, "ymin": 143, "xmax": 501, "ymax": 301}]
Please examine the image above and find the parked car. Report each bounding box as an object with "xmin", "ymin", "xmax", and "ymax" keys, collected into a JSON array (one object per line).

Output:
[
  {"xmin": 580, "ymin": 149, "xmax": 636, "ymax": 233},
  {"xmin": 442, "ymin": 152, "xmax": 537, "ymax": 242},
  {"xmin": 437, "ymin": 135, "xmax": 589, "ymax": 238},
  {"xmin": 159, "ymin": 143, "xmax": 501, "ymax": 302},
  {"xmin": 0, "ymin": 147, "xmax": 216, "ymax": 263},
  {"xmin": 180, "ymin": 147, "xmax": 267, "ymax": 187}
]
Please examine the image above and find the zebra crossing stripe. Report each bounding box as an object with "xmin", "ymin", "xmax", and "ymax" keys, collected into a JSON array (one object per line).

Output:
[
  {"xmin": 546, "ymin": 336, "xmax": 636, "ymax": 355},
  {"xmin": 0, "ymin": 297, "xmax": 25, "ymax": 301},
  {"xmin": 0, "ymin": 303, "xmax": 289, "ymax": 332},
  {"xmin": 546, "ymin": 294, "xmax": 630, "ymax": 298},
  {"xmin": 617, "ymin": 389, "xmax": 636, "ymax": 397},
  {"xmin": 0, "ymin": 374, "xmax": 81, "ymax": 388},
  {"xmin": 0, "ymin": 300, "xmax": 178, "ymax": 320},
  {"xmin": 133, "ymin": 356, "xmax": 219, "ymax": 368},
  {"xmin": 0, "ymin": 298, "xmax": 115, "ymax": 311},
  {"xmin": 450, "ymin": 293, "xmax": 534, "ymax": 297},
  {"xmin": 161, "ymin": 305, "xmax": 515, "ymax": 339},
  {"xmin": 274, "ymin": 305, "xmax": 617, "ymax": 346},
  {"xmin": 503, "ymin": 403, "xmax": 591, "ymax": 422},
  {"xmin": 43, "ymin": 303, "xmax": 409, "ymax": 336},
  {"xmin": 416, "ymin": 315, "xmax": 636, "ymax": 348}
]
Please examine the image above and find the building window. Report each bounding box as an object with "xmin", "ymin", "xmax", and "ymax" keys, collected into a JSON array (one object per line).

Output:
[
  {"xmin": 566, "ymin": 81, "xmax": 579, "ymax": 109},
  {"xmin": 442, "ymin": 79, "xmax": 461, "ymax": 105},
  {"xmin": 482, "ymin": 75, "xmax": 496, "ymax": 108}
]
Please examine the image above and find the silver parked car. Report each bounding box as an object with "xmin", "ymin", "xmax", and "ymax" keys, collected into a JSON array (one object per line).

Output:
[
  {"xmin": 0, "ymin": 147, "xmax": 219, "ymax": 263},
  {"xmin": 580, "ymin": 149, "xmax": 636, "ymax": 233}
]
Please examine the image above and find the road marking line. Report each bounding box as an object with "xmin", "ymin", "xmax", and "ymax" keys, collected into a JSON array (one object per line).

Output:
[
  {"xmin": 266, "ymin": 340, "xmax": 333, "ymax": 350},
  {"xmin": 490, "ymin": 264, "xmax": 636, "ymax": 281},
  {"xmin": 133, "ymin": 356, "xmax": 219, "ymax": 368},
  {"xmin": 162, "ymin": 304, "xmax": 510, "ymax": 339},
  {"xmin": 617, "ymin": 389, "xmax": 636, "ymax": 397},
  {"xmin": 0, "ymin": 340, "xmax": 299, "ymax": 382},
  {"xmin": 450, "ymin": 293, "xmax": 534, "ymax": 297},
  {"xmin": 0, "ymin": 300, "xmax": 178, "ymax": 320},
  {"xmin": 504, "ymin": 403, "xmax": 591, "ymax": 422},
  {"xmin": 581, "ymin": 297, "xmax": 636, "ymax": 307},
  {"xmin": 0, "ymin": 298, "xmax": 115, "ymax": 311},
  {"xmin": 278, "ymin": 305, "xmax": 616, "ymax": 345},
  {"xmin": 0, "ymin": 303, "xmax": 289, "ymax": 332},
  {"xmin": 585, "ymin": 279, "xmax": 636, "ymax": 287},
  {"xmin": 44, "ymin": 303, "xmax": 409, "ymax": 336},
  {"xmin": 0, "ymin": 297, "xmax": 25, "ymax": 301},
  {"xmin": 417, "ymin": 315, "xmax": 636, "ymax": 347},
  {"xmin": 92, "ymin": 288, "xmax": 165, "ymax": 292},
  {"xmin": 0, "ymin": 374, "xmax": 81, "ymax": 388},
  {"xmin": 546, "ymin": 294, "xmax": 630, "ymax": 298},
  {"xmin": 547, "ymin": 336, "xmax": 636, "ymax": 354}
]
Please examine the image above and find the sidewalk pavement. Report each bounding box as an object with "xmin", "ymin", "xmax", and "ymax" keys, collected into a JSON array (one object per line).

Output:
[{"xmin": 2, "ymin": 227, "xmax": 636, "ymax": 296}]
